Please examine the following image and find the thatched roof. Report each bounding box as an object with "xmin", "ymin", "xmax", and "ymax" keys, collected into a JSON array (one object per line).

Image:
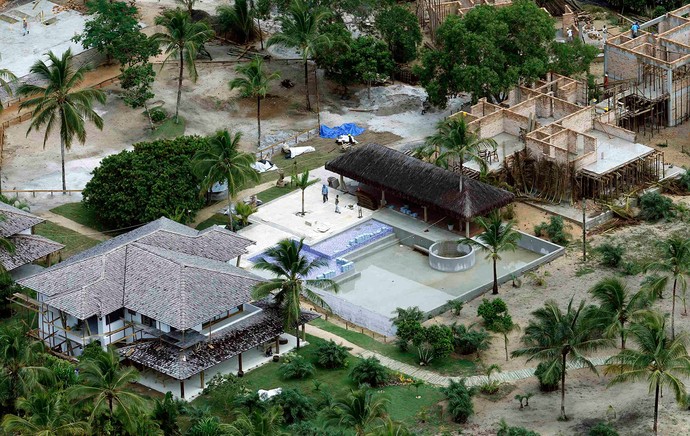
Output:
[
  {"xmin": 120, "ymin": 301, "xmax": 319, "ymax": 380},
  {"xmin": 326, "ymin": 144, "xmax": 514, "ymax": 221}
]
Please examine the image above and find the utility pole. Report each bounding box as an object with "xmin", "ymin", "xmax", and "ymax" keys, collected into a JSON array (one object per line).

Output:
[{"xmin": 582, "ymin": 199, "xmax": 587, "ymax": 262}]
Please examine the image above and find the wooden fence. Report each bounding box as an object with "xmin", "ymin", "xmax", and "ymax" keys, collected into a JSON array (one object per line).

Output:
[
  {"xmin": 256, "ymin": 127, "xmax": 320, "ymax": 159},
  {"xmin": 0, "ymin": 189, "xmax": 83, "ymax": 197}
]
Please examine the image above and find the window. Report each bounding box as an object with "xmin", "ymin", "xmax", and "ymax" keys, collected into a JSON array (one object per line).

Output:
[
  {"xmin": 105, "ymin": 308, "xmax": 124, "ymax": 325},
  {"xmin": 127, "ymin": 309, "xmax": 136, "ymax": 316},
  {"xmin": 141, "ymin": 315, "xmax": 155, "ymax": 328}
]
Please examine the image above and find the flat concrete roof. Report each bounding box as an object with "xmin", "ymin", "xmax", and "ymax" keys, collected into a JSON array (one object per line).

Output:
[
  {"xmin": 581, "ymin": 129, "xmax": 655, "ymax": 175},
  {"xmin": 0, "ymin": 1, "xmax": 87, "ymax": 78}
]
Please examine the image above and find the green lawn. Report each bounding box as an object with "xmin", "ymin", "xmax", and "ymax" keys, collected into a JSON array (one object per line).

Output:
[
  {"xmin": 150, "ymin": 116, "xmax": 186, "ymax": 139},
  {"xmin": 193, "ymin": 334, "xmax": 446, "ymax": 430},
  {"xmin": 50, "ymin": 203, "xmax": 107, "ymax": 232},
  {"xmin": 195, "ymin": 214, "xmax": 230, "ymax": 231},
  {"xmin": 256, "ymin": 185, "xmax": 298, "ymax": 203},
  {"xmin": 311, "ymin": 318, "xmax": 477, "ymax": 377},
  {"xmin": 33, "ymin": 221, "xmax": 100, "ymax": 259},
  {"xmin": 253, "ymin": 143, "xmax": 341, "ymax": 187}
]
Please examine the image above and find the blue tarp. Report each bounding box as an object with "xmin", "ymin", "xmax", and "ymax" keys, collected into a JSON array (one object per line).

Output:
[{"xmin": 319, "ymin": 123, "xmax": 365, "ymax": 138}]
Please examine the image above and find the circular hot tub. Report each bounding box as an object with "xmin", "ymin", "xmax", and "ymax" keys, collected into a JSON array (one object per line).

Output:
[{"xmin": 428, "ymin": 241, "xmax": 476, "ymax": 272}]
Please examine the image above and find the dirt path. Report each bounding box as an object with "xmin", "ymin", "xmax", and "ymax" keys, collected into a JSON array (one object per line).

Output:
[{"xmin": 37, "ymin": 210, "xmax": 110, "ymax": 241}]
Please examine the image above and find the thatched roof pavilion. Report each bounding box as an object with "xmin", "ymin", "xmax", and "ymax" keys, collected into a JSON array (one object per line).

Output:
[{"xmin": 326, "ymin": 144, "xmax": 514, "ymax": 231}]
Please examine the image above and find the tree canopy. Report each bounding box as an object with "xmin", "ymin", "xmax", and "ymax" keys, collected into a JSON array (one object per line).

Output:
[
  {"xmin": 82, "ymin": 136, "xmax": 210, "ymax": 229},
  {"xmin": 375, "ymin": 5, "xmax": 422, "ymax": 64}
]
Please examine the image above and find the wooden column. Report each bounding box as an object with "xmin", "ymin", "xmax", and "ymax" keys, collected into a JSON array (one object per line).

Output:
[
  {"xmin": 423, "ymin": 206, "xmax": 428, "ymax": 222},
  {"xmin": 180, "ymin": 381, "xmax": 185, "ymax": 399},
  {"xmin": 200, "ymin": 371, "xmax": 205, "ymax": 389},
  {"xmin": 275, "ymin": 335, "xmax": 280, "ymax": 354},
  {"xmin": 236, "ymin": 255, "xmax": 241, "ymax": 267},
  {"xmin": 465, "ymin": 221, "xmax": 470, "ymax": 238},
  {"xmin": 339, "ymin": 175, "xmax": 345, "ymax": 192},
  {"xmin": 380, "ymin": 191, "xmax": 386, "ymax": 208},
  {"xmin": 237, "ymin": 353, "xmax": 244, "ymax": 377}
]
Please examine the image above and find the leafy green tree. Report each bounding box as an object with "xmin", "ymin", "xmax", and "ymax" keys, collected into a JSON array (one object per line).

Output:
[
  {"xmin": 73, "ymin": 0, "xmax": 141, "ymax": 64},
  {"xmin": 229, "ymin": 57, "xmax": 281, "ymax": 148},
  {"xmin": 17, "ymin": 50, "xmax": 106, "ymax": 191},
  {"xmin": 226, "ymin": 406, "xmax": 286, "ymax": 436},
  {"xmin": 254, "ymin": 0, "xmax": 272, "ymax": 50},
  {"xmin": 68, "ymin": 347, "xmax": 144, "ymax": 431},
  {"xmin": 154, "ymin": 9, "xmax": 214, "ymax": 123},
  {"xmin": 313, "ymin": 22, "xmax": 354, "ymax": 94},
  {"xmin": 348, "ymin": 37, "xmax": 395, "ymax": 99},
  {"xmin": 589, "ymin": 277, "xmax": 652, "ymax": 349},
  {"xmin": 267, "ymin": 0, "xmax": 332, "ymax": 110},
  {"xmin": 0, "ymin": 53, "xmax": 16, "ymax": 113},
  {"xmin": 217, "ymin": 0, "xmax": 257, "ymax": 43},
  {"xmin": 82, "ymin": 136, "xmax": 209, "ymax": 228},
  {"xmin": 477, "ymin": 298, "xmax": 510, "ymax": 329},
  {"xmin": 412, "ymin": 324, "xmax": 454, "ymax": 365},
  {"xmin": 151, "ymin": 391, "xmax": 181, "ymax": 436},
  {"xmin": 1, "ymin": 391, "xmax": 90, "ymax": 435},
  {"xmin": 646, "ymin": 235, "xmax": 690, "ymax": 339},
  {"xmin": 375, "ymin": 5, "xmax": 421, "ymax": 64},
  {"xmin": 606, "ymin": 311, "xmax": 690, "ymax": 434},
  {"xmin": 252, "ymin": 238, "xmax": 339, "ymax": 348},
  {"xmin": 550, "ymin": 39, "xmax": 599, "ymax": 78},
  {"xmin": 512, "ymin": 299, "xmax": 610, "ymax": 420},
  {"xmin": 391, "ymin": 306, "xmax": 424, "ymax": 352},
  {"xmin": 292, "ymin": 170, "xmax": 319, "ymax": 216},
  {"xmin": 327, "ymin": 389, "xmax": 389, "ymax": 436},
  {"xmin": 463, "ymin": 211, "xmax": 520, "ymax": 294},
  {"xmin": 442, "ymin": 379, "xmax": 475, "ymax": 423},
  {"xmin": 192, "ymin": 129, "xmax": 259, "ymax": 230},
  {"xmin": 492, "ymin": 316, "xmax": 521, "ymax": 362},
  {"xmin": 417, "ymin": 0, "xmax": 554, "ymax": 107},
  {"xmin": 425, "ymin": 117, "xmax": 496, "ymax": 189},
  {"xmin": 349, "ymin": 357, "xmax": 389, "ymax": 387},
  {"xmin": 0, "ymin": 324, "xmax": 52, "ymax": 407},
  {"xmin": 121, "ymin": 64, "xmax": 157, "ymax": 129}
]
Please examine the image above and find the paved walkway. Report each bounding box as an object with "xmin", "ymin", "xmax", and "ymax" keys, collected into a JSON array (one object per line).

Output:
[
  {"xmin": 37, "ymin": 211, "xmax": 110, "ymax": 241},
  {"xmin": 306, "ymin": 325, "xmax": 611, "ymax": 387}
]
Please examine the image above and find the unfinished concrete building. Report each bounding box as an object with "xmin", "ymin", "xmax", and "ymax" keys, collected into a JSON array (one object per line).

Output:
[
  {"xmin": 604, "ymin": 4, "xmax": 690, "ymax": 129},
  {"xmin": 448, "ymin": 73, "xmax": 665, "ymax": 201}
]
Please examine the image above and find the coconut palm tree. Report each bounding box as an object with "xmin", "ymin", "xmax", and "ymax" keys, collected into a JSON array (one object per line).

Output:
[
  {"xmin": 154, "ymin": 9, "xmax": 214, "ymax": 123},
  {"xmin": 512, "ymin": 298, "xmax": 610, "ymax": 421},
  {"xmin": 462, "ymin": 210, "xmax": 520, "ymax": 294},
  {"xmin": 368, "ymin": 417, "xmax": 412, "ymax": 436},
  {"xmin": 17, "ymin": 49, "xmax": 106, "ymax": 192},
  {"xmin": 0, "ymin": 323, "xmax": 53, "ymax": 404},
  {"xmin": 267, "ymin": 0, "xmax": 331, "ymax": 111},
  {"xmin": 191, "ymin": 130, "xmax": 259, "ymax": 231},
  {"xmin": 226, "ymin": 406, "xmax": 287, "ymax": 436},
  {"xmin": 67, "ymin": 347, "xmax": 143, "ymax": 430},
  {"xmin": 293, "ymin": 170, "xmax": 318, "ymax": 216},
  {"xmin": 327, "ymin": 389, "xmax": 389, "ymax": 436},
  {"xmin": 646, "ymin": 235, "xmax": 690, "ymax": 339},
  {"xmin": 605, "ymin": 311, "xmax": 690, "ymax": 434},
  {"xmin": 252, "ymin": 238, "xmax": 339, "ymax": 348},
  {"xmin": 229, "ymin": 57, "xmax": 281, "ymax": 149},
  {"xmin": 233, "ymin": 201, "xmax": 257, "ymax": 228},
  {"xmin": 187, "ymin": 416, "xmax": 232, "ymax": 436},
  {"xmin": 0, "ymin": 53, "xmax": 17, "ymax": 113},
  {"xmin": 2, "ymin": 391, "xmax": 90, "ymax": 435},
  {"xmin": 426, "ymin": 117, "xmax": 496, "ymax": 192},
  {"xmin": 589, "ymin": 277, "xmax": 653, "ymax": 349},
  {"xmin": 216, "ymin": 0, "xmax": 256, "ymax": 44}
]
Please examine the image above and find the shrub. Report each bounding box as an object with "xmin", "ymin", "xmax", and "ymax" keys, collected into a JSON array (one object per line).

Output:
[
  {"xmin": 412, "ymin": 324, "xmax": 454, "ymax": 365},
  {"xmin": 534, "ymin": 216, "xmax": 569, "ymax": 245},
  {"xmin": 620, "ymin": 260, "xmax": 643, "ymax": 276},
  {"xmin": 278, "ymin": 354, "xmax": 315, "ymax": 379},
  {"xmin": 202, "ymin": 373, "xmax": 245, "ymax": 410},
  {"xmin": 588, "ymin": 421, "xmax": 619, "ymax": 436},
  {"xmin": 498, "ymin": 419, "xmax": 541, "ymax": 436},
  {"xmin": 638, "ymin": 192, "xmax": 674, "ymax": 222},
  {"xmin": 678, "ymin": 168, "xmax": 690, "ymax": 192},
  {"xmin": 233, "ymin": 391, "xmax": 268, "ymax": 415},
  {"xmin": 81, "ymin": 341, "xmax": 106, "ymax": 361},
  {"xmin": 595, "ymin": 243, "xmax": 624, "ymax": 268},
  {"xmin": 273, "ymin": 388, "xmax": 315, "ymax": 424},
  {"xmin": 652, "ymin": 6, "xmax": 666, "ymax": 17},
  {"xmin": 82, "ymin": 136, "xmax": 209, "ymax": 229},
  {"xmin": 288, "ymin": 421, "xmax": 347, "ymax": 436},
  {"xmin": 534, "ymin": 361, "xmax": 560, "ymax": 392},
  {"xmin": 392, "ymin": 306, "xmax": 424, "ymax": 352},
  {"xmin": 442, "ymin": 379, "xmax": 475, "ymax": 423},
  {"xmin": 147, "ymin": 106, "xmax": 167, "ymax": 123},
  {"xmin": 315, "ymin": 340, "xmax": 349, "ymax": 369},
  {"xmin": 452, "ymin": 323, "xmax": 491, "ymax": 355},
  {"xmin": 44, "ymin": 354, "xmax": 78, "ymax": 388},
  {"xmin": 477, "ymin": 298, "xmax": 510, "ymax": 331},
  {"xmin": 349, "ymin": 357, "xmax": 389, "ymax": 387},
  {"xmin": 447, "ymin": 300, "xmax": 464, "ymax": 317}
]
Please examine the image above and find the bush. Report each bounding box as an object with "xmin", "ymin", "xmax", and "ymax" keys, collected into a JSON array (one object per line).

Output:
[
  {"xmin": 147, "ymin": 106, "xmax": 167, "ymax": 123},
  {"xmin": 413, "ymin": 324, "xmax": 455, "ymax": 365},
  {"xmin": 595, "ymin": 243, "xmax": 624, "ymax": 268},
  {"xmin": 678, "ymin": 168, "xmax": 690, "ymax": 192},
  {"xmin": 44, "ymin": 354, "xmax": 78, "ymax": 388},
  {"xmin": 477, "ymin": 298, "xmax": 510, "ymax": 331},
  {"xmin": 273, "ymin": 388, "xmax": 315, "ymax": 424},
  {"xmin": 315, "ymin": 340, "xmax": 349, "ymax": 369},
  {"xmin": 452, "ymin": 323, "xmax": 491, "ymax": 355},
  {"xmin": 652, "ymin": 6, "xmax": 666, "ymax": 17},
  {"xmin": 588, "ymin": 421, "xmax": 619, "ymax": 436},
  {"xmin": 534, "ymin": 216, "xmax": 569, "ymax": 245},
  {"xmin": 81, "ymin": 341, "xmax": 106, "ymax": 361},
  {"xmin": 534, "ymin": 361, "xmax": 560, "ymax": 392},
  {"xmin": 82, "ymin": 136, "xmax": 209, "ymax": 229},
  {"xmin": 620, "ymin": 260, "xmax": 644, "ymax": 276},
  {"xmin": 447, "ymin": 300, "xmax": 464, "ymax": 317},
  {"xmin": 442, "ymin": 379, "xmax": 475, "ymax": 423},
  {"xmin": 202, "ymin": 373, "xmax": 245, "ymax": 410},
  {"xmin": 392, "ymin": 306, "xmax": 424, "ymax": 352},
  {"xmin": 349, "ymin": 357, "xmax": 389, "ymax": 387},
  {"xmin": 233, "ymin": 391, "xmax": 268, "ymax": 415},
  {"xmin": 498, "ymin": 419, "xmax": 541, "ymax": 436},
  {"xmin": 278, "ymin": 354, "xmax": 315, "ymax": 380},
  {"xmin": 638, "ymin": 192, "xmax": 674, "ymax": 222}
]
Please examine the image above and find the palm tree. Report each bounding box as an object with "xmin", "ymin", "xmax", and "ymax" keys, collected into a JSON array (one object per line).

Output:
[
  {"xmin": 233, "ymin": 201, "xmax": 257, "ymax": 228},
  {"xmin": 327, "ymin": 389, "xmax": 389, "ymax": 436},
  {"xmin": 187, "ymin": 416, "xmax": 231, "ymax": 436},
  {"xmin": 0, "ymin": 323, "xmax": 53, "ymax": 404},
  {"xmin": 646, "ymin": 235, "xmax": 690, "ymax": 339},
  {"xmin": 216, "ymin": 0, "xmax": 256, "ymax": 44},
  {"xmin": 492, "ymin": 316, "xmax": 521, "ymax": 361},
  {"xmin": 368, "ymin": 417, "xmax": 411, "ymax": 436},
  {"xmin": 293, "ymin": 170, "xmax": 319, "ymax": 216},
  {"xmin": 67, "ymin": 347, "xmax": 143, "ymax": 429},
  {"xmin": 252, "ymin": 238, "xmax": 339, "ymax": 348},
  {"xmin": 154, "ymin": 9, "xmax": 214, "ymax": 123},
  {"xmin": 2, "ymin": 391, "xmax": 90, "ymax": 435},
  {"xmin": 605, "ymin": 311, "xmax": 690, "ymax": 434},
  {"xmin": 589, "ymin": 277, "xmax": 652, "ymax": 349},
  {"xmin": 191, "ymin": 130, "xmax": 259, "ymax": 231},
  {"xmin": 0, "ymin": 53, "xmax": 17, "ymax": 113},
  {"xmin": 462, "ymin": 210, "xmax": 520, "ymax": 294},
  {"xmin": 512, "ymin": 298, "xmax": 610, "ymax": 420},
  {"xmin": 229, "ymin": 57, "xmax": 281, "ymax": 149},
  {"xmin": 267, "ymin": 0, "xmax": 331, "ymax": 111},
  {"xmin": 226, "ymin": 406, "xmax": 287, "ymax": 436},
  {"xmin": 17, "ymin": 49, "xmax": 106, "ymax": 191},
  {"xmin": 426, "ymin": 117, "xmax": 496, "ymax": 192}
]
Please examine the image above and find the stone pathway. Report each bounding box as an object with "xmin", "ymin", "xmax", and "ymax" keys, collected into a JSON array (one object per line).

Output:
[
  {"xmin": 37, "ymin": 211, "xmax": 110, "ymax": 241},
  {"xmin": 306, "ymin": 325, "xmax": 611, "ymax": 387}
]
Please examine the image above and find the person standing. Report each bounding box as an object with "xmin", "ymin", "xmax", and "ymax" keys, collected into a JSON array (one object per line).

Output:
[
  {"xmin": 22, "ymin": 18, "xmax": 28, "ymax": 36},
  {"xmin": 631, "ymin": 22, "xmax": 639, "ymax": 38},
  {"xmin": 566, "ymin": 28, "xmax": 573, "ymax": 42},
  {"xmin": 335, "ymin": 195, "xmax": 341, "ymax": 214},
  {"xmin": 321, "ymin": 184, "xmax": 329, "ymax": 203}
]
